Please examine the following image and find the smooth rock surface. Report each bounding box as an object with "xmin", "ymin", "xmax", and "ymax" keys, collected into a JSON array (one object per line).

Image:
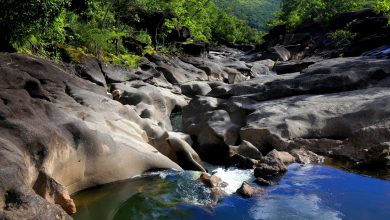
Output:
[{"xmin": 0, "ymin": 53, "xmax": 183, "ymax": 218}]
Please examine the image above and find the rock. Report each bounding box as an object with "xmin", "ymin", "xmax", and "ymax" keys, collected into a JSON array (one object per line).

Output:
[
  {"xmin": 266, "ymin": 150, "xmax": 295, "ymax": 165},
  {"xmin": 166, "ymin": 26, "xmax": 192, "ymax": 42},
  {"xmin": 113, "ymin": 81, "xmax": 188, "ymax": 131},
  {"xmin": 33, "ymin": 171, "xmax": 76, "ymax": 215},
  {"xmin": 0, "ymin": 53, "xmax": 183, "ymax": 218},
  {"xmin": 181, "ymin": 81, "xmax": 212, "ymax": 97},
  {"xmin": 236, "ymin": 181, "xmax": 265, "ymax": 198},
  {"xmin": 254, "ymin": 150, "xmax": 289, "ymax": 179},
  {"xmin": 249, "ymin": 62, "xmax": 271, "ymax": 77},
  {"xmin": 254, "ymin": 163, "xmax": 287, "ymax": 179},
  {"xmin": 101, "ymin": 63, "xmax": 138, "ymax": 83},
  {"xmin": 229, "ymin": 154, "xmax": 258, "ymax": 169},
  {"xmin": 251, "ymin": 59, "xmax": 275, "ymax": 69},
  {"xmin": 185, "ymin": 109, "xmax": 240, "ymax": 164},
  {"xmin": 154, "ymin": 55, "xmax": 208, "ymax": 84},
  {"xmin": 188, "ymin": 57, "xmax": 390, "ymax": 166},
  {"xmin": 254, "ymin": 177, "xmax": 273, "ymax": 186},
  {"xmin": 348, "ymin": 16, "xmax": 389, "ymax": 35},
  {"xmin": 198, "ymin": 173, "xmax": 228, "ymax": 196},
  {"xmin": 343, "ymin": 32, "xmax": 390, "ymax": 57},
  {"xmin": 331, "ymin": 8, "xmax": 384, "ymax": 30},
  {"xmin": 181, "ymin": 41, "xmax": 209, "ymax": 57},
  {"xmin": 262, "ymin": 46, "xmax": 291, "ymax": 61},
  {"xmin": 290, "ymin": 148, "xmax": 325, "ymax": 164},
  {"xmin": 273, "ymin": 59, "xmax": 318, "ymax": 75},
  {"xmin": 362, "ymin": 45, "xmax": 390, "ymax": 59},
  {"xmin": 225, "ymin": 67, "xmax": 247, "ymax": 84},
  {"xmin": 122, "ymin": 37, "xmax": 148, "ymax": 55},
  {"xmin": 77, "ymin": 56, "xmax": 107, "ymax": 87},
  {"xmin": 166, "ymin": 134, "xmax": 206, "ymax": 172},
  {"xmin": 229, "ymin": 141, "xmax": 263, "ymax": 160}
]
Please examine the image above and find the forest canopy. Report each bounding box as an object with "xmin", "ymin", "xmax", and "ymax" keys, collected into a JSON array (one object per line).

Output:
[
  {"xmin": 0, "ymin": 0, "xmax": 268, "ymax": 66},
  {"xmin": 274, "ymin": 0, "xmax": 390, "ymax": 29},
  {"xmin": 0, "ymin": 0, "xmax": 389, "ymax": 67}
]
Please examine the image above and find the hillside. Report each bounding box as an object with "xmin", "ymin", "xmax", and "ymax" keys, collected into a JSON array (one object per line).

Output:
[{"xmin": 215, "ymin": 0, "xmax": 281, "ymax": 30}]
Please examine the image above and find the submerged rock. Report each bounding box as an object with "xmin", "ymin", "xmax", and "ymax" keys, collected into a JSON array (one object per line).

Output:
[
  {"xmin": 236, "ymin": 181, "xmax": 265, "ymax": 198},
  {"xmin": 198, "ymin": 173, "xmax": 228, "ymax": 196},
  {"xmin": 254, "ymin": 177, "xmax": 273, "ymax": 186}
]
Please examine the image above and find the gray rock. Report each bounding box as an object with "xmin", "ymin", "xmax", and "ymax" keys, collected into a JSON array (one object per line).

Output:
[
  {"xmin": 0, "ymin": 53, "xmax": 183, "ymax": 218},
  {"xmin": 181, "ymin": 81, "xmax": 212, "ymax": 97},
  {"xmin": 77, "ymin": 56, "xmax": 107, "ymax": 87}
]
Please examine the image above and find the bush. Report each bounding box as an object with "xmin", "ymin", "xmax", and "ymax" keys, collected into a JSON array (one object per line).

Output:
[
  {"xmin": 329, "ymin": 29, "xmax": 357, "ymax": 48},
  {"xmin": 0, "ymin": 0, "xmax": 69, "ymax": 51}
]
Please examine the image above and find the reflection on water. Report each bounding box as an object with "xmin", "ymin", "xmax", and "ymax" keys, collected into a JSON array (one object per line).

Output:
[
  {"xmin": 324, "ymin": 157, "xmax": 390, "ymax": 180},
  {"xmin": 73, "ymin": 164, "xmax": 390, "ymax": 220},
  {"xmin": 170, "ymin": 112, "xmax": 182, "ymax": 132}
]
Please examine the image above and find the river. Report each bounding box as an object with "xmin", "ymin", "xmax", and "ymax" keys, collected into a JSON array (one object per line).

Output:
[{"xmin": 72, "ymin": 162, "xmax": 390, "ymax": 220}]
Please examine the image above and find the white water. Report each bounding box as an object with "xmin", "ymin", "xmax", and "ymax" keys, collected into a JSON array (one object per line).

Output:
[{"xmin": 211, "ymin": 167, "xmax": 254, "ymax": 194}]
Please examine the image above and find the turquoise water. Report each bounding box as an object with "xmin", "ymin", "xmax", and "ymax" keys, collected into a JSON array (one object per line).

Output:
[{"xmin": 72, "ymin": 164, "xmax": 390, "ymax": 220}]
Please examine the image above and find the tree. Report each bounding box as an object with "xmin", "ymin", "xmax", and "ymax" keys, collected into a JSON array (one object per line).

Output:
[
  {"xmin": 276, "ymin": 0, "xmax": 390, "ymax": 29},
  {"xmin": 0, "ymin": 0, "xmax": 69, "ymax": 52}
]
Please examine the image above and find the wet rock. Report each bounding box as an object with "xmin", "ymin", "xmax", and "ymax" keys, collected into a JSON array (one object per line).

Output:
[
  {"xmin": 254, "ymin": 150, "xmax": 289, "ymax": 179},
  {"xmin": 166, "ymin": 134, "xmax": 206, "ymax": 172},
  {"xmin": 198, "ymin": 173, "xmax": 228, "ymax": 195},
  {"xmin": 254, "ymin": 177, "xmax": 273, "ymax": 186},
  {"xmin": 229, "ymin": 154, "xmax": 258, "ymax": 169},
  {"xmin": 254, "ymin": 163, "xmax": 287, "ymax": 179},
  {"xmin": 290, "ymin": 148, "xmax": 325, "ymax": 164},
  {"xmin": 236, "ymin": 181, "xmax": 265, "ymax": 198}
]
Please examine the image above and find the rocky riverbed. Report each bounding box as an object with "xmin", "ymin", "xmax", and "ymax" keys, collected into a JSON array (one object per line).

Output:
[{"xmin": 0, "ymin": 41, "xmax": 390, "ymax": 219}]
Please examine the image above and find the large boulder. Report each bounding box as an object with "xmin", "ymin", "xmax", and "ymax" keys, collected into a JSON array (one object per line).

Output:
[
  {"xmin": 188, "ymin": 57, "xmax": 390, "ymax": 166},
  {"xmin": 0, "ymin": 53, "xmax": 183, "ymax": 218},
  {"xmin": 112, "ymin": 81, "xmax": 188, "ymax": 131}
]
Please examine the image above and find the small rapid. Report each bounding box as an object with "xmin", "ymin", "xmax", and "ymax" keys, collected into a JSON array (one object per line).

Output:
[{"xmin": 73, "ymin": 164, "xmax": 390, "ymax": 220}]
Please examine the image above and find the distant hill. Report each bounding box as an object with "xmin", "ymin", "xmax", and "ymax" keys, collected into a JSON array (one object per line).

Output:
[{"xmin": 215, "ymin": 0, "xmax": 281, "ymax": 31}]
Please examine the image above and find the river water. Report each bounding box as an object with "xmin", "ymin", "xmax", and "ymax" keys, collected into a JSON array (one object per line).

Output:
[{"xmin": 72, "ymin": 163, "xmax": 390, "ymax": 220}]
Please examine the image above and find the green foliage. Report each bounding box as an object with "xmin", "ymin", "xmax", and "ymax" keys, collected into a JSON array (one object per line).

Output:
[
  {"xmin": 275, "ymin": 0, "xmax": 390, "ymax": 29},
  {"xmin": 329, "ymin": 29, "xmax": 357, "ymax": 48},
  {"xmin": 136, "ymin": 31, "xmax": 153, "ymax": 45},
  {"xmin": 215, "ymin": 0, "xmax": 281, "ymax": 31},
  {"xmin": 1, "ymin": 0, "xmax": 268, "ymax": 68},
  {"xmin": 128, "ymin": 0, "xmax": 264, "ymax": 44},
  {"xmin": 373, "ymin": 0, "xmax": 390, "ymax": 13},
  {"xmin": 0, "ymin": 0, "xmax": 69, "ymax": 51},
  {"xmin": 12, "ymin": 11, "xmax": 68, "ymax": 60}
]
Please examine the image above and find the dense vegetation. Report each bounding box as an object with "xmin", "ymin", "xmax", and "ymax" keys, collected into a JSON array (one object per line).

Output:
[
  {"xmin": 0, "ymin": 0, "xmax": 266, "ymax": 67},
  {"xmin": 274, "ymin": 0, "xmax": 390, "ymax": 29},
  {"xmin": 216, "ymin": 0, "xmax": 281, "ymax": 30}
]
